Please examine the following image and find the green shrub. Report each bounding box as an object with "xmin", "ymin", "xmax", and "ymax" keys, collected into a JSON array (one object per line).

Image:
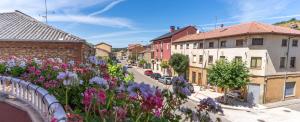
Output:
[{"xmin": 0, "ymin": 64, "xmax": 6, "ymax": 74}]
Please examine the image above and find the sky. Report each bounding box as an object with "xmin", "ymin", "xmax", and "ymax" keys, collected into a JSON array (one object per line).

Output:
[{"xmin": 1, "ymin": 0, "xmax": 300, "ymax": 48}]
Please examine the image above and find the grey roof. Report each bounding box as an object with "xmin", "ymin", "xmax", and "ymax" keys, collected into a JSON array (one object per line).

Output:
[
  {"xmin": 150, "ymin": 26, "xmax": 194, "ymax": 42},
  {"xmin": 0, "ymin": 10, "xmax": 85, "ymax": 42}
]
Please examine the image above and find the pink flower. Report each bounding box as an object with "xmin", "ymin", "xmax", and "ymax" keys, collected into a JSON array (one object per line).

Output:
[
  {"xmin": 154, "ymin": 109, "xmax": 161, "ymax": 118},
  {"xmin": 35, "ymin": 70, "xmax": 41, "ymax": 75},
  {"xmin": 97, "ymin": 90, "xmax": 106, "ymax": 105},
  {"xmin": 82, "ymin": 88, "xmax": 97, "ymax": 108},
  {"xmin": 114, "ymin": 107, "xmax": 127, "ymax": 120},
  {"xmin": 61, "ymin": 63, "xmax": 68, "ymax": 70},
  {"xmin": 50, "ymin": 117, "xmax": 58, "ymax": 122}
]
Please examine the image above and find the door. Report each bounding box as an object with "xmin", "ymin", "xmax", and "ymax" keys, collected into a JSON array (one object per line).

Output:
[
  {"xmin": 192, "ymin": 72, "xmax": 196, "ymax": 83},
  {"xmin": 198, "ymin": 73, "xmax": 202, "ymax": 85},
  {"xmin": 247, "ymin": 84, "xmax": 260, "ymax": 105}
]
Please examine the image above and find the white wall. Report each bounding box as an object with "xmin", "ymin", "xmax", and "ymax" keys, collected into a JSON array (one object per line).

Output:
[{"xmin": 172, "ymin": 34, "xmax": 300, "ymax": 76}]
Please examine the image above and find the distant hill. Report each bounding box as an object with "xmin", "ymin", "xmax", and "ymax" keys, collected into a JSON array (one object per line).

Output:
[
  {"xmin": 274, "ymin": 18, "xmax": 300, "ymax": 30},
  {"xmin": 112, "ymin": 48, "xmax": 127, "ymax": 52}
]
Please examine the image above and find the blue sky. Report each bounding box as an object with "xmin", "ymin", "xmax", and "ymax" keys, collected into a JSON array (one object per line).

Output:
[{"xmin": 1, "ymin": 0, "xmax": 300, "ymax": 47}]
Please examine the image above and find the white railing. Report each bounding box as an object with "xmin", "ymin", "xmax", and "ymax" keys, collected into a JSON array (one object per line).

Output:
[{"xmin": 0, "ymin": 76, "xmax": 67, "ymax": 122}]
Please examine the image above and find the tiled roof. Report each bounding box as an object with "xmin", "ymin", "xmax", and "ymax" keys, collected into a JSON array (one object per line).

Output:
[
  {"xmin": 95, "ymin": 42, "xmax": 112, "ymax": 47},
  {"xmin": 150, "ymin": 26, "xmax": 195, "ymax": 41},
  {"xmin": 175, "ymin": 22, "xmax": 300, "ymax": 43},
  {"xmin": 0, "ymin": 10, "xmax": 85, "ymax": 42}
]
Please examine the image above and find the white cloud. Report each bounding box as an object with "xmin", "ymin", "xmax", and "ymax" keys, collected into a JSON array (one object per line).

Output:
[
  {"xmin": 226, "ymin": 0, "xmax": 296, "ymax": 22},
  {"xmin": 0, "ymin": 0, "xmax": 133, "ymax": 28},
  {"xmin": 43, "ymin": 14, "xmax": 134, "ymax": 28},
  {"xmin": 89, "ymin": 0, "xmax": 125, "ymax": 16},
  {"xmin": 88, "ymin": 29, "xmax": 167, "ymax": 39}
]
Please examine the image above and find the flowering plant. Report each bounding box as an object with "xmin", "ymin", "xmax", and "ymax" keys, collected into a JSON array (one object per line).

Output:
[{"xmin": 0, "ymin": 56, "xmax": 222, "ymax": 122}]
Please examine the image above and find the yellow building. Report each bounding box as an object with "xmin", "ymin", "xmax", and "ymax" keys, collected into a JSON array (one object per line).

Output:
[
  {"xmin": 95, "ymin": 42, "xmax": 112, "ymax": 59},
  {"xmin": 173, "ymin": 22, "xmax": 300, "ymax": 104}
]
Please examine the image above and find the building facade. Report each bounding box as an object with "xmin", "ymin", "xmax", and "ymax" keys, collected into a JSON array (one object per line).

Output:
[
  {"xmin": 0, "ymin": 11, "xmax": 93, "ymax": 63},
  {"xmin": 150, "ymin": 26, "xmax": 197, "ymax": 75},
  {"xmin": 173, "ymin": 22, "xmax": 300, "ymax": 104},
  {"xmin": 95, "ymin": 42, "xmax": 112, "ymax": 59},
  {"xmin": 127, "ymin": 44, "xmax": 145, "ymax": 63},
  {"xmin": 138, "ymin": 45, "xmax": 152, "ymax": 69}
]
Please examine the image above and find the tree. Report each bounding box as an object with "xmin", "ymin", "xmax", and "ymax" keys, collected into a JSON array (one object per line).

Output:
[
  {"xmin": 138, "ymin": 59, "xmax": 146, "ymax": 68},
  {"xmin": 207, "ymin": 59, "xmax": 250, "ymax": 102},
  {"xmin": 160, "ymin": 61, "xmax": 169, "ymax": 75},
  {"xmin": 169, "ymin": 53, "xmax": 189, "ymax": 76}
]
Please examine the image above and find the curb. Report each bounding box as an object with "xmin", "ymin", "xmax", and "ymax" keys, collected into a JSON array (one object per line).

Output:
[{"xmin": 188, "ymin": 96, "xmax": 263, "ymax": 111}]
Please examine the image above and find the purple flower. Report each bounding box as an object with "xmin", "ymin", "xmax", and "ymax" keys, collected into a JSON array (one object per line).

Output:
[
  {"xmin": 127, "ymin": 83, "xmax": 140, "ymax": 98},
  {"xmin": 89, "ymin": 76, "xmax": 109, "ymax": 89},
  {"xmin": 117, "ymin": 83, "xmax": 126, "ymax": 92},
  {"xmin": 57, "ymin": 71, "xmax": 78, "ymax": 86},
  {"xmin": 139, "ymin": 83, "xmax": 155, "ymax": 99}
]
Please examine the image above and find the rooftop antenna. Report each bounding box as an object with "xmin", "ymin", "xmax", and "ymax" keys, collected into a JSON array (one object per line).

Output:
[
  {"xmin": 215, "ymin": 16, "xmax": 218, "ymax": 29},
  {"xmin": 44, "ymin": 0, "xmax": 48, "ymax": 23}
]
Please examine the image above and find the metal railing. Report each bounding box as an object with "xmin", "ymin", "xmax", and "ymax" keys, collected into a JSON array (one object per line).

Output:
[{"xmin": 0, "ymin": 76, "xmax": 67, "ymax": 122}]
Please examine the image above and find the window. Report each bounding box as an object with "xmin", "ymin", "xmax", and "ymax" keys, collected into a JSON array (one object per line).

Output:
[
  {"xmin": 220, "ymin": 41, "xmax": 226, "ymax": 47},
  {"xmin": 252, "ymin": 38, "xmax": 264, "ymax": 45},
  {"xmin": 186, "ymin": 44, "xmax": 189, "ymax": 49},
  {"xmin": 193, "ymin": 43, "xmax": 197, "ymax": 49},
  {"xmin": 235, "ymin": 56, "xmax": 242, "ymax": 62},
  {"xmin": 175, "ymin": 45, "xmax": 177, "ymax": 50},
  {"xmin": 199, "ymin": 55, "xmax": 203, "ymax": 64},
  {"xmin": 220, "ymin": 56, "xmax": 225, "ymax": 59},
  {"xmin": 250, "ymin": 57, "xmax": 262, "ymax": 68},
  {"xmin": 236, "ymin": 39, "xmax": 244, "ymax": 47},
  {"xmin": 290, "ymin": 57, "xmax": 296, "ymax": 68},
  {"xmin": 193, "ymin": 55, "xmax": 197, "ymax": 63},
  {"xmin": 208, "ymin": 56, "xmax": 213, "ymax": 64},
  {"xmin": 280, "ymin": 57, "xmax": 286, "ymax": 68},
  {"xmin": 198, "ymin": 42, "xmax": 204, "ymax": 49},
  {"xmin": 292, "ymin": 40, "xmax": 298, "ymax": 47},
  {"xmin": 285, "ymin": 82, "xmax": 296, "ymax": 97},
  {"xmin": 209, "ymin": 42, "xmax": 214, "ymax": 48},
  {"xmin": 282, "ymin": 39, "xmax": 287, "ymax": 47},
  {"xmin": 180, "ymin": 44, "xmax": 183, "ymax": 49}
]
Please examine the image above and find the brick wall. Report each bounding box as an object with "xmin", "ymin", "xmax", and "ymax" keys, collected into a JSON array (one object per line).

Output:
[{"xmin": 0, "ymin": 41, "xmax": 93, "ymax": 63}]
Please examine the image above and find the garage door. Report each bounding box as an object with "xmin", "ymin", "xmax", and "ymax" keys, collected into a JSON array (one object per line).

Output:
[{"xmin": 247, "ymin": 84, "xmax": 260, "ymax": 105}]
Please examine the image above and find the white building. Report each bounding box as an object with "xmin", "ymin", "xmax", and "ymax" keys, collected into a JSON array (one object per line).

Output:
[{"xmin": 172, "ymin": 22, "xmax": 300, "ymax": 104}]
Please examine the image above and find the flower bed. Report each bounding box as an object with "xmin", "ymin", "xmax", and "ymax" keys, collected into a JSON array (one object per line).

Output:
[{"xmin": 0, "ymin": 56, "xmax": 223, "ymax": 122}]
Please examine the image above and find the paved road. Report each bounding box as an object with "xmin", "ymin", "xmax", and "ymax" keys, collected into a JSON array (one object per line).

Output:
[{"xmin": 126, "ymin": 65, "xmax": 229, "ymax": 122}]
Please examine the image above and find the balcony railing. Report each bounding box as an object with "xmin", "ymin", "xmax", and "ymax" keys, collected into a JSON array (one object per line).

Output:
[{"xmin": 0, "ymin": 76, "xmax": 67, "ymax": 122}]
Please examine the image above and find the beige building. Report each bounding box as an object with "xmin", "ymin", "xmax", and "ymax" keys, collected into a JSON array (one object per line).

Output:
[
  {"xmin": 95, "ymin": 42, "xmax": 112, "ymax": 59},
  {"xmin": 173, "ymin": 22, "xmax": 300, "ymax": 104}
]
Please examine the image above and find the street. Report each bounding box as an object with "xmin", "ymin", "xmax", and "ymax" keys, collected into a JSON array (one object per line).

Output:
[
  {"xmin": 124, "ymin": 63, "xmax": 300, "ymax": 122},
  {"xmin": 125, "ymin": 64, "xmax": 229, "ymax": 122}
]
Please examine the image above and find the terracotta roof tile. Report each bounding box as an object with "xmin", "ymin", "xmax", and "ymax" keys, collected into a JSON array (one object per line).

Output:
[{"xmin": 174, "ymin": 22, "xmax": 300, "ymax": 43}]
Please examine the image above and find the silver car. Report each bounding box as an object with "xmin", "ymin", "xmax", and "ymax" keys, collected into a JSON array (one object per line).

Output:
[{"xmin": 158, "ymin": 76, "xmax": 172, "ymax": 85}]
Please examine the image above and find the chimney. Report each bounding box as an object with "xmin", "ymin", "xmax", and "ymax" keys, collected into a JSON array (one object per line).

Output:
[
  {"xmin": 220, "ymin": 24, "xmax": 224, "ymax": 28},
  {"xmin": 170, "ymin": 26, "xmax": 175, "ymax": 32}
]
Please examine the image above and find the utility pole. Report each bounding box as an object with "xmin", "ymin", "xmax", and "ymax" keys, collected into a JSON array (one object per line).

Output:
[
  {"xmin": 44, "ymin": 0, "xmax": 48, "ymax": 23},
  {"xmin": 215, "ymin": 16, "xmax": 218, "ymax": 29},
  {"xmin": 283, "ymin": 36, "xmax": 292, "ymax": 100}
]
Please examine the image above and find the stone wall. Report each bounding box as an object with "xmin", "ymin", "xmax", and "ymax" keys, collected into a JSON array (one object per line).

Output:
[{"xmin": 0, "ymin": 41, "xmax": 94, "ymax": 63}]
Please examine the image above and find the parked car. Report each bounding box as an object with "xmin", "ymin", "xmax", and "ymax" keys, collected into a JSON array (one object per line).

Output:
[
  {"xmin": 187, "ymin": 83, "xmax": 194, "ymax": 93},
  {"xmin": 144, "ymin": 70, "xmax": 153, "ymax": 76},
  {"xmin": 150, "ymin": 73, "xmax": 162, "ymax": 80},
  {"xmin": 158, "ymin": 76, "xmax": 172, "ymax": 85},
  {"xmin": 127, "ymin": 64, "xmax": 132, "ymax": 68}
]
